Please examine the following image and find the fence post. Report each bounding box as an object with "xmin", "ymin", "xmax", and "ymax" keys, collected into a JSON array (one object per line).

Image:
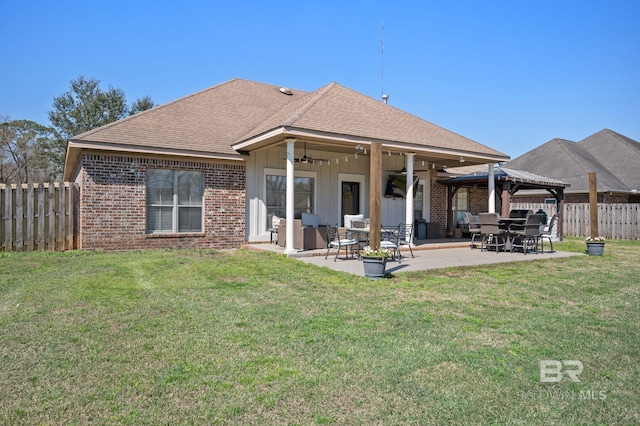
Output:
[
  {"xmin": 26, "ymin": 184, "xmax": 35, "ymax": 251},
  {"xmin": 58, "ymin": 183, "xmax": 66, "ymax": 251},
  {"xmin": 589, "ymin": 172, "xmax": 598, "ymax": 238},
  {"xmin": 37, "ymin": 184, "xmax": 45, "ymax": 251},
  {"xmin": 4, "ymin": 185, "xmax": 12, "ymax": 252},
  {"xmin": 48, "ymin": 184, "xmax": 55, "ymax": 251},
  {"xmin": 15, "ymin": 185, "xmax": 23, "ymax": 251}
]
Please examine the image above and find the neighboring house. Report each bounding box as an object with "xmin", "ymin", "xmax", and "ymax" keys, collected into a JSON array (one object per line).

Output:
[
  {"xmin": 505, "ymin": 129, "xmax": 640, "ymax": 203},
  {"xmin": 63, "ymin": 78, "xmax": 509, "ymax": 251}
]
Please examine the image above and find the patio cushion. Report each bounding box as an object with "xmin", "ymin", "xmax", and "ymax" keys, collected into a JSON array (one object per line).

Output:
[
  {"xmin": 344, "ymin": 214, "xmax": 364, "ymax": 228},
  {"xmin": 301, "ymin": 212, "xmax": 320, "ymax": 228}
]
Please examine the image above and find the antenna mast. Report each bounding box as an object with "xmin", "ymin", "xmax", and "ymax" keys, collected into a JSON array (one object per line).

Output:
[{"xmin": 381, "ymin": 21, "xmax": 389, "ymax": 104}]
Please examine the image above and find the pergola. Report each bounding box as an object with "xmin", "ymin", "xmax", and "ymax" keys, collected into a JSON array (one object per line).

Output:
[{"xmin": 442, "ymin": 166, "xmax": 569, "ymax": 237}]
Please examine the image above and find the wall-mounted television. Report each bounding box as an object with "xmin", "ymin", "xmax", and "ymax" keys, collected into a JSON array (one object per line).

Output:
[{"xmin": 384, "ymin": 174, "xmax": 419, "ymax": 199}]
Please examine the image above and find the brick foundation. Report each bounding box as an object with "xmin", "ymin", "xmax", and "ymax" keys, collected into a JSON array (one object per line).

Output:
[{"xmin": 75, "ymin": 153, "xmax": 246, "ymax": 251}]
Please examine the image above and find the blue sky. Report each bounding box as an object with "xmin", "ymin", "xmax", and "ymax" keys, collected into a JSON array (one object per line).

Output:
[{"xmin": 2, "ymin": 0, "xmax": 638, "ymax": 159}]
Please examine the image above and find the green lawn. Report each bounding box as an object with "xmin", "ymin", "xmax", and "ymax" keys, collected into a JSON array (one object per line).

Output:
[{"xmin": 1, "ymin": 239, "xmax": 638, "ymax": 425}]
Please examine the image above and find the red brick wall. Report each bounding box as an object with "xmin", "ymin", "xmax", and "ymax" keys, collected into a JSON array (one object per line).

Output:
[
  {"xmin": 469, "ymin": 188, "xmax": 488, "ymax": 214},
  {"xmin": 430, "ymin": 181, "xmax": 447, "ymax": 237},
  {"xmin": 75, "ymin": 154, "xmax": 246, "ymax": 251}
]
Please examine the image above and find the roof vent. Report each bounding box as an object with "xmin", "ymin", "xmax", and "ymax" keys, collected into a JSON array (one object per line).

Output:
[{"xmin": 279, "ymin": 87, "xmax": 293, "ymax": 95}]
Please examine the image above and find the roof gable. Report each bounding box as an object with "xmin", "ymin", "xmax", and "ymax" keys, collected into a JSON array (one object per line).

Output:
[
  {"xmin": 578, "ymin": 129, "xmax": 640, "ymax": 191},
  {"xmin": 71, "ymin": 78, "xmax": 307, "ymax": 156},
  {"xmin": 239, "ymin": 82, "xmax": 507, "ymax": 158},
  {"xmin": 506, "ymin": 129, "xmax": 639, "ymax": 193}
]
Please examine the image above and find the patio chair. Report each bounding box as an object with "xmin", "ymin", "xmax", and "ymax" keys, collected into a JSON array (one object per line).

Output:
[
  {"xmin": 267, "ymin": 214, "xmax": 280, "ymax": 244},
  {"xmin": 508, "ymin": 209, "xmax": 533, "ymax": 219},
  {"xmin": 538, "ymin": 214, "xmax": 558, "ymax": 253},
  {"xmin": 508, "ymin": 213, "xmax": 546, "ymax": 255},
  {"xmin": 380, "ymin": 224, "xmax": 401, "ymax": 262},
  {"xmin": 478, "ymin": 212, "xmax": 507, "ymax": 253},
  {"xmin": 351, "ymin": 219, "xmax": 369, "ymax": 253},
  {"xmin": 463, "ymin": 212, "xmax": 482, "ymax": 249},
  {"xmin": 325, "ymin": 223, "xmax": 358, "ymax": 261},
  {"xmin": 398, "ymin": 223, "xmax": 415, "ymax": 258}
]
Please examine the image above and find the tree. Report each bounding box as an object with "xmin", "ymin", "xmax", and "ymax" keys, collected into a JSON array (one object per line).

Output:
[
  {"xmin": 130, "ymin": 96, "xmax": 155, "ymax": 116},
  {"xmin": 0, "ymin": 118, "xmax": 58, "ymax": 183},
  {"xmin": 47, "ymin": 76, "xmax": 155, "ymax": 178}
]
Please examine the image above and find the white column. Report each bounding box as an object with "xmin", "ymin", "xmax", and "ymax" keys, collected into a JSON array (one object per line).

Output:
[
  {"xmin": 405, "ymin": 153, "xmax": 415, "ymax": 244},
  {"xmin": 285, "ymin": 138, "xmax": 297, "ymax": 254},
  {"xmin": 488, "ymin": 163, "xmax": 496, "ymax": 213}
]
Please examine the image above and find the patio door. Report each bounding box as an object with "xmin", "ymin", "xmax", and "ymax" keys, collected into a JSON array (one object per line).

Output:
[{"xmin": 341, "ymin": 181, "xmax": 360, "ymax": 225}]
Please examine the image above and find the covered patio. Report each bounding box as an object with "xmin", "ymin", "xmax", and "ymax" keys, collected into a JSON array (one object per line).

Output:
[{"xmin": 235, "ymin": 82, "xmax": 511, "ymax": 254}]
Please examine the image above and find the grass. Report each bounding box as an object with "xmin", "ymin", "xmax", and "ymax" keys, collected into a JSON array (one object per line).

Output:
[{"xmin": 0, "ymin": 238, "xmax": 638, "ymax": 425}]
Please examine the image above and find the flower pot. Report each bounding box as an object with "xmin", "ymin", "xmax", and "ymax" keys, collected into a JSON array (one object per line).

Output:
[
  {"xmin": 586, "ymin": 242, "xmax": 605, "ymax": 256},
  {"xmin": 362, "ymin": 256, "xmax": 388, "ymax": 279}
]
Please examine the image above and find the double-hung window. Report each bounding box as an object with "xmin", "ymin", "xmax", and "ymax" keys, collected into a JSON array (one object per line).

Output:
[
  {"xmin": 265, "ymin": 172, "xmax": 315, "ymax": 228},
  {"xmin": 146, "ymin": 169, "xmax": 203, "ymax": 233}
]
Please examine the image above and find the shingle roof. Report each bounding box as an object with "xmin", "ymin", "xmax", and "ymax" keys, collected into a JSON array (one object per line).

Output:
[
  {"xmin": 238, "ymin": 82, "xmax": 505, "ymax": 158},
  {"xmin": 70, "ymin": 78, "xmax": 307, "ymax": 156},
  {"xmin": 578, "ymin": 129, "xmax": 640, "ymax": 191},
  {"xmin": 65, "ymin": 78, "xmax": 509, "ymax": 179},
  {"xmin": 505, "ymin": 129, "xmax": 640, "ymax": 193},
  {"xmin": 444, "ymin": 166, "xmax": 568, "ymax": 189}
]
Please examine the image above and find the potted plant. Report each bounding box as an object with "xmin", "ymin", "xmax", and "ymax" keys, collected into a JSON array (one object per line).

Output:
[
  {"xmin": 585, "ymin": 236, "xmax": 606, "ymax": 256},
  {"xmin": 361, "ymin": 246, "xmax": 392, "ymax": 279}
]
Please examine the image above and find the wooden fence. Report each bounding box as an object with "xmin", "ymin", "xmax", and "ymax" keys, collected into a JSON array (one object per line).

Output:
[
  {"xmin": 511, "ymin": 202, "xmax": 640, "ymax": 240},
  {"xmin": 1, "ymin": 182, "xmax": 79, "ymax": 252}
]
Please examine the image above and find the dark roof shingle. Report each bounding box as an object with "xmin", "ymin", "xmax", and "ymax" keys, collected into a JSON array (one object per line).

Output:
[{"xmin": 505, "ymin": 129, "xmax": 640, "ymax": 193}]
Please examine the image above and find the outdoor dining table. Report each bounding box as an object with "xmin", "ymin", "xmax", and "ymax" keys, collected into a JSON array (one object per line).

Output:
[
  {"xmin": 347, "ymin": 227, "xmax": 371, "ymax": 255},
  {"xmin": 498, "ymin": 217, "xmax": 526, "ymax": 229},
  {"xmin": 497, "ymin": 218, "xmax": 527, "ymax": 251}
]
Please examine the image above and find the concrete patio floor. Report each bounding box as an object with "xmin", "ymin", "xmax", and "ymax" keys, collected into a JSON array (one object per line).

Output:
[{"xmin": 244, "ymin": 239, "xmax": 582, "ymax": 277}]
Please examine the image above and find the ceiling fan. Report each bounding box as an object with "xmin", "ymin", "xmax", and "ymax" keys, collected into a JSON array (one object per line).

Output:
[
  {"xmin": 387, "ymin": 155, "xmax": 434, "ymax": 174},
  {"xmin": 286, "ymin": 143, "xmax": 328, "ymax": 164}
]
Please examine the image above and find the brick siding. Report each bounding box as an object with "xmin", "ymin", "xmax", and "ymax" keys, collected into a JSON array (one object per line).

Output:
[
  {"xmin": 469, "ymin": 188, "xmax": 488, "ymax": 214},
  {"xmin": 430, "ymin": 181, "xmax": 447, "ymax": 237},
  {"xmin": 75, "ymin": 154, "xmax": 246, "ymax": 251}
]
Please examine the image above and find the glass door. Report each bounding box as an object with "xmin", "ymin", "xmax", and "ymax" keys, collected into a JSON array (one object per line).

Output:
[{"xmin": 341, "ymin": 181, "xmax": 360, "ymax": 226}]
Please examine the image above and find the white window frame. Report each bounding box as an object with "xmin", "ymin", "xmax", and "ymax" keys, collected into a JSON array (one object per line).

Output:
[
  {"xmin": 263, "ymin": 168, "xmax": 317, "ymax": 229},
  {"xmin": 146, "ymin": 169, "xmax": 204, "ymax": 234}
]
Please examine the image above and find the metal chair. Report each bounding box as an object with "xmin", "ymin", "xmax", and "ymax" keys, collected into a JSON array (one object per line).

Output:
[
  {"xmin": 478, "ymin": 213, "xmax": 507, "ymax": 253},
  {"xmin": 380, "ymin": 225, "xmax": 401, "ymax": 262},
  {"xmin": 538, "ymin": 214, "xmax": 558, "ymax": 253},
  {"xmin": 463, "ymin": 212, "xmax": 482, "ymax": 249},
  {"xmin": 509, "ymin": 213, "xmax": 546, "ymax": 254},
  {"xmin": 398, "ymin": 223, "xmax": 415, "ymax": 258},
  {"xmin": 325, "ymin": 223, "xmax": 358, "ymax": 261}
]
